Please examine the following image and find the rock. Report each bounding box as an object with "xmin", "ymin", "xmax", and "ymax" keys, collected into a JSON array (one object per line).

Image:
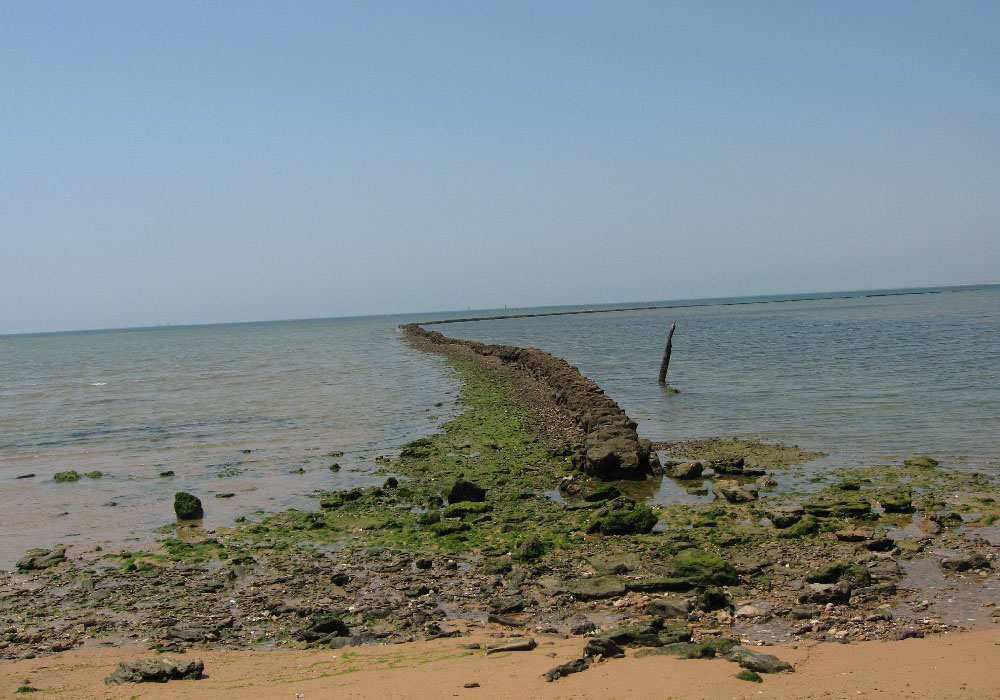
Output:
[
  {"xmin": 16, "ymin": 547, "xmax": 66, "ymax": 570},
  {"xmin": 513, "ymin": 536, "xmax": 545, "ymax": 561},
  {"xmin": 485, "ymin": 638, "xmax": 536, "ymax": 654},
  {"xmin": 583, "ymin": 637, "xmax": 625, "ymax": 658},
  {"xmin": 712, "ymin": 480, "xmax": 757, "ymax": 503},
  {"xmin": 589, "ymin": 505, "xmax": 658, "ymax": 535},
  {"xmin": 600, "ymin": 619, "xmax": 690, "ymax": 648},
  {"xmin": 104, "ymin": 657, "xmax": 204, "ymax": 685},
  {"xmin": 734, "ymin": 604, "xmax": 770, "ymax": 619},
  {"xmin": 941, "ymin": 554, "xmax": 990, "ymax": 572},
  {"xmin": 879, "ymin": 489, "xmax": 913, "ymax": 513},
  {"xmin": 904, "ymin": 456, "xmax": 939, "ymax": 469},
  {"xmin": 643, "ymin": 598, "xmax": 691, "ymax": 618},
  {"xmin": 777, "ymin": 515, "xmax": 819, "ymax": 538},
  {"xmin": 463, "ymin": 681, "xmax": 481, "ymax": 688},
  {"xmin": 672, "ymin": 548, "xmax": 739, "ymax": 587},
  {"xmin": 804, "ymin": 499, "xmax": 871, "ymax": 519},
  {"xmin": 173, "ymin": 492, "xmax": 203, "ymax": 520},
  {"xmin": 805, "ymin": 562, "xmax": 872, "ymax": 588},
  {"xmin": 448, "ymin": 479, "xmax": 486, "ymax": 503},
  {"xmin": 441, "ymin": 501, "xmax": 493, "ymax": 517},
  {"xmin": 710, "ymin": 457, "xmax": 745, "ymax": 474},
  {"xmin": 53, "ymin": 470, "xmax": 80, "ymax": 483},
  {"xmin": 724, "ymin": 646, "xmax": 794, "ymax": 673},
  {"xmin": 16, "ymin": 473, "xmax": 35, "ymax": 479},
  {"xmin": 489, "ymin": 596, "xmax": 526, "ymax": 615},
  {"xmin": 798, "ymin": 582, "xmax": 852, "ymax": 605},
  {"xmin": 918, "ymin": 518, "xmax": 942, "ymax": 535},
  {"xmin": 698, "ymin": 586, "xmax": 731, "ymax": 611},
  {"xmin": 767, "ymin": 505, "xmax": 805, "ymax": 529},
  {"xmin": 430, "ymin": 520, "xmax": 470, "ymax": 536},
  {"xmin": 415, "ymin": 558, "xmax": 433, "ymax": 569},
  {"xmin": 487, "ymin": 615, "xmax": 524, "ymax": 627},
  {"xmin": 543, "ymin": 657, "xmax": 589, "ymax": 681},
  {"xmin": 669, "ymin": 461, "xmax": 704, "ymax": 480},
  {"xmin": 570, "ymin": 621, "xmax": 596, "ymax": 635},
  {"xmin": 583, "ymin": 484, "xmax": 621, "ymax": 502},
  {"xmin": 563, "ymin": 575, "xmax": 627, "ymax": 600},
  {"xmin": 735, "ymin": 669, "xmax": 764, "ymax": 683},
  {"xmin": 893, "ymin": 627, "xmax": 925, "ymax": 640},
  {"xmin": 755, "ymin": 474, "xmax": 777, "ymax": 489},
  {"xmin": 297, "ymin": 615, "xmax": 350, "ymax": 642},
  {"xmin": 834, "ymin": 527, "xmax": 874, "ymax": 542}
]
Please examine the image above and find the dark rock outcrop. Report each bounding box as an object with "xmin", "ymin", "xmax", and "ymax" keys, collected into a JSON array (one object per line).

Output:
[{"xmin": 173, "ymin": 492, "xmax": 203, "ymax": 520}]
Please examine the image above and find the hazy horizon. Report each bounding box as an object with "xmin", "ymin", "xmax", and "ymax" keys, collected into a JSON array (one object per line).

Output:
[
  {"xmin": 3, "ymin": 281, "xmax": 995, "ymax": 338},
  {"xmin": 3, "ymin": 2, "xmax": 998, "ymax": 335}
]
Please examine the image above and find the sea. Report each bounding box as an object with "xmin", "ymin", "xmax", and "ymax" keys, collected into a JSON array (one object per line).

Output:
[{"xmin": 1, "ymin": 284, "xmax": 997, "ymax": 567}]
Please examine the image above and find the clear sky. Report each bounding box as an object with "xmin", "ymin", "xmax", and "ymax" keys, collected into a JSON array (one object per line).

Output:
[{"xmin": 2, "ymin": 1, "xmax": 998, "ymax": 334}]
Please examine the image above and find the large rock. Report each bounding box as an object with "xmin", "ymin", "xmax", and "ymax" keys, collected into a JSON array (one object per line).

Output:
[
  {"xmin": 562, "ymin": 575, "xmax": 627, "ymax": 600},
  {"xmin": 766, "ymin": 505, "xmax": 804, "ymax": 528},
  {"xmin": 447, "ymin": 479, "xmax": 486, "ymax": 503},
  {"xmin": 589, "ymin": 505, "xmax": 658, "ymax": 535},
  {"xmin": 669, "ymin": 461, "xmax": 704, "ymax": 480},
  {"xmin": 941, "ymin": 554, "xmax": 990, "ymax": 572},
  {"xmin": 672, "ymin": 548, "xmax": 739, "ymax": 587},
  {"xmin": 173, "ymin": 492, "xmax": 203, "ymax": 520},
  {"xmin": 104, "ymin": 657, "xmax": 204, "ymax": 685}
]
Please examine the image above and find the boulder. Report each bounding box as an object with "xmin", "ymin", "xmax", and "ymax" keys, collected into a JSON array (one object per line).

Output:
[
  {"xmin": 669, "ymin": 461, "xmax": 704, "ymax": 480},
  {"xmin": 583, "ymin": 484, "xmax": 621, "ymax": 502},
  {"xmin": 583, "ymin": 637, "xmax": 625, "ymax": 658},
  {"xmin": 798, "ymin": 581, "xmax": 852, "ymax": 604},
  {"xmin": 672, "ymin": 548, "xmax": 739, "ymax": 587},
  {"xmin": 709, "ymin": 457, "xmax": 745, "ymax": 475},
  {"xmin": 447, "ymin": 479, "xmax": 485, "ymax": 503},
  {"xmin": 941, "ymin": 554, "xmax": 990, "ymax": 572},
  {"xmin": 879, "ymin": 489, "xmax": 913, "ymax": 513},
  {"xmin": 173, "ymin": 492, "xmax": 203, "ymax": 520},
  {"xmin": 712, "ymin": 480, "xmax": 757, "ymax": 503},
  {"xmin": 643, "ymin": 598, "xmax": 691, "ymax": 618},
  {"xmin": 589, "ymin": 505, "xmax": 658, "ymax": 535},
  {"xmin": 53, "ymin": 470, "xmax": 80, "ymax": 483},
  {"xmin": 563, "ymin": 575, "xmax": 627, "ymax": 600},
  {"xmin": 104, "ymin": 657, "xmax": 204, "ymax": 685}
]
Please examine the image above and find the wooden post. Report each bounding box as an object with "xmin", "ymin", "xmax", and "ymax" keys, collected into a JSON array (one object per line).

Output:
[{"xmin": 657, "ymin": 322, "xmax": 676, "ymax": 384}]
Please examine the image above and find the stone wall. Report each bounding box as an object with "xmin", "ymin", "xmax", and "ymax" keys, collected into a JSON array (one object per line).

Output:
[{"xmin": 401, "ymin": 323, "xmax": 657, "ymax": 480}]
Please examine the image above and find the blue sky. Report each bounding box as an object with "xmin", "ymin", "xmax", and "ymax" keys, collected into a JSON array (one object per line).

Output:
[{"xmin": 2, "ymin": 1, "xmax": 998, "ymax": 333}]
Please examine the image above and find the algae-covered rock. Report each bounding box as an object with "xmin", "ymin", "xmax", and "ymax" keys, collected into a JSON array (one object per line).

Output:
[
  {"xmin": 735, "ymin": 669, "xmax": 764, "ymax": 682},
  {"xmin": 904, "ymin": 455, "xmax": 939, "ymax": 469},
  {"xmin": 441, "ymin": 501, "xmax": 493, "ymax": 518},
  {"xmin": 941, "ymin": 553, "xmax": 990, "ymax": 572},
  {"xmin": 583, "ymin": 484, "xmax": 621, "ymax": 502},
  {"xmin": 429, "ymin": 520, "xmax": 470, "ymax": 536},
  {"xmin": 600, "ymin": 618, "xmax": 691, "ymax": 648},
  {"xmin": 84, "ymin": 470, "xmax": 103, "ymax": 479},
  {"xmin": 54, "ymin": 470, "xmax": 80, "ymax": 483},
  {"xmin": 672, "ymin": 548, "xmax": 739, "ymax": 587},
  {"xmin": 105, "ymin": 657, "xmax": 204, "ymax": 685},
  {"xmin": 512, "ymin": 535, "xmax": 545, "ymax": 561},
  {"xmin": 777, "ymin": 514, "xmax": 819, "ymax": 538},
  {"xmin": 709, "ymin": 457, "xmax": 745, "ymax": 475},
  {"xmin": 173, "ymin": 492, "xmax": 203, "ymax": 520},
  {"xmin": 590, "ymin": 505, "xmax": 658, "ymax": 535},
  {"xmin": 16, "ymin": 547, "xmax": 66, "ymax": 571},
  {"xmin": 879, "ymin": 489, "xmax": 913, "ymax": 513},
  {"xmin": 583, "ymin": 637, "xmax": 624, "ymax": 658},
  {"xmin": 724, "ymin": 645, "xmax": 794, "ymax": 673},
  {"xmin": 804, "ymin": 499, "xmax": 871, "ymax": 519},
  {"xmin": 766, "ymin": 505, "xmax": 804, "ymax": 528}
]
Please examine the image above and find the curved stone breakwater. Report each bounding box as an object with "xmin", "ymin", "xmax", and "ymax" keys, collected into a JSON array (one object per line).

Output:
[{"xmin": 401, "ymin": 323, "xmax": 658, "ymax": 480}]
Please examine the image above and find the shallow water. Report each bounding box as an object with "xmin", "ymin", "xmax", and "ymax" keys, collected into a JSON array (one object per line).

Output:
[
  {"xmin": 1, "ymin": 285, "xmax": 997, "ymax": 568},
  {"xmin": 0, "ymin": 316, "xmax": 461, "ymax": 567},
  {"xmin": 441, "ymin": 286, "xmax": 1000, "ymax": 471}
]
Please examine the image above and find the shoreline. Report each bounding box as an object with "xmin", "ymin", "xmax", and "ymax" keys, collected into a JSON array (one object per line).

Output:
[{"xmin": 1, "ymin": 326, "xmax": 998, "ymax": 696}]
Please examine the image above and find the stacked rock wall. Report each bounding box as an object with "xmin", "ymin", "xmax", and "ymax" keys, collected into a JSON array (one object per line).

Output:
[{"xmin": 401, "ymin": 323, "xmax": 656, "ymax": 480}]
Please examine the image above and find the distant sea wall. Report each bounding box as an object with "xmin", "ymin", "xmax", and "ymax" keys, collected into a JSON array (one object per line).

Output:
[{"xmin": 401, "ymin": 323, "xmax": 657, "ymax": 480}]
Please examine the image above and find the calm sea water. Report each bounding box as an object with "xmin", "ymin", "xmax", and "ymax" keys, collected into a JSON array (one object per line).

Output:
[{"xmin": 1, "ymin": 285, "xmax": 997, "ymax": 567}]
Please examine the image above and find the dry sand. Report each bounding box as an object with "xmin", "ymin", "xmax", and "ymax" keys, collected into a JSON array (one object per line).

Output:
[{"xmin": 5, "ymin": 626, "xmax": 999, "ymax": 699}]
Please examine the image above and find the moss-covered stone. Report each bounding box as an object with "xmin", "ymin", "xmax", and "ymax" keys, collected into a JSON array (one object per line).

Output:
[
  {"xmin": 904, "ymin": 456, "xmax": 939, "ymax": 469},
  {"xmin": 441, "ymin": 501, "xmax": 493, "ymax": 518},
  {"xmin": 173, "ymin": 492, "xmax": 204, "ymax": 520},
  {"xmin": 776, "ymin": 514, "xmax": 819, "ymax": 538},
  {"xmin": 805, "ymin": 561, "xmax": 872, "ymax": 588},
  {"xmin": 672, "ymin": 548, "xmax": 739, "ymax": 587},
  {"xmin": 583, "ymin": 484, "xmax": 622, "ymax": 502},
  {"xmin": 53, "ymin": 470, "xmax": 80, "ymax": 483},
  {"xmin": 804, "ymin": 499, "xmax": 871, "ymax": 519},
  {"xmin": 879, "ymin": 488, "xmax": 913, "ymax": 513},
  {"xmin": 563, "ymin": 575, "xmax": 627, "ymax": 600},
  {"xmin": 590, "ymin": 505, "xmax": 658, "ymax": 535}
]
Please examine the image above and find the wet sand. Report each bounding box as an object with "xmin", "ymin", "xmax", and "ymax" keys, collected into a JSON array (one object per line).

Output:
[{"xmin": 5, "ymin": 626, "xmax": 999, "ymax": 699}]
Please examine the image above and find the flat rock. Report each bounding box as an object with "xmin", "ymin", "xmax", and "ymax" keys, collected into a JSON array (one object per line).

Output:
[{"xmin": 104, "ymin": 657, "xmax": 204, "ymax": 685}]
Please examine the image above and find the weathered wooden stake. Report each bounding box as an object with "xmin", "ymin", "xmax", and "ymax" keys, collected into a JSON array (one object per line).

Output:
[{"xmin": 657, "ymin": 322, "xmax": 676, "ymax": 384}]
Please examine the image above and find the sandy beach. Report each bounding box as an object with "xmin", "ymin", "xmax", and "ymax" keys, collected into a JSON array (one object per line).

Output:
[{"xmin": 5, "ymin": 626, "xmax": 1000, "ymax": 699}]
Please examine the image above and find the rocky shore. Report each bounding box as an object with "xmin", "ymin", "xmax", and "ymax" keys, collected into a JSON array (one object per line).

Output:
[{"xmin": 1, "ymin": 326, "xmax": 998, "ymax": 692}]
